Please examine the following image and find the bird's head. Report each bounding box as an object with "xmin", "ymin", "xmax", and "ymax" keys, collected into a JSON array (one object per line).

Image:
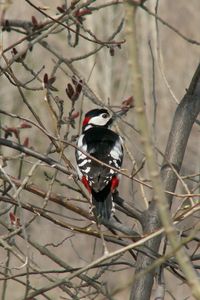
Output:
[{"xmin": 82, "ymin": 108, "xmax": 113, "ymax": 132}]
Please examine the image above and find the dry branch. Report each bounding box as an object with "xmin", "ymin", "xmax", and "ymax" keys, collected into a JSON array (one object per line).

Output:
[{"xmin": 124, "ymin": 2, "xmax": 200, "ymax": 299}]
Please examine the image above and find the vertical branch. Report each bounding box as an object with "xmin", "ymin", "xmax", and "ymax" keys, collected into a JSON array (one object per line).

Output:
[
  {"xmin": 161, "ymin": 63, "xmax": 200, "ymax": 209},
  {"xmin": 123, "ymin": 1, "xmax": 200, "ymax": 300},
  {"xmin": 123, "ymin": 3, "xmax": 161, "ymax": 298}
]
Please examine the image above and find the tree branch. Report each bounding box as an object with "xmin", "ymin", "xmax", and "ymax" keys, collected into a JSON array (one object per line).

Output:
[
  {"xmin": 124, "ymin": 1, "xmax": 200, "ymax": 299},
  {"xmin": 133, "ymin": 64, "xmax": 200, "ymax": 299}
]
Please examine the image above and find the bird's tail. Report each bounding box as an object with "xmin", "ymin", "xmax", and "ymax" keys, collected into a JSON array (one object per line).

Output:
[{"xmin": 91, "ymin": 189, "xmax": 114, "ymax": 221}]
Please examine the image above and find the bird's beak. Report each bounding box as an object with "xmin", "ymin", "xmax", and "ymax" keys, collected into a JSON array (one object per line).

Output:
[
  {"xmin": 107, "ymin": 110, "xmax": 126, "ymax": 127},
  {"xmin": 110, "ymin": 110, "xmax": 121, "ymax": 122},
  {"xmin": 107, "ymin": 117, "xmax": 114, "ymax": 127}
]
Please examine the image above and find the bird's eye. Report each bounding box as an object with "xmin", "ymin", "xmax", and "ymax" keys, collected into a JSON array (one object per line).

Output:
[{"xmin": 102, "ymin": 113, "xmax": 109, "ymax": 119}]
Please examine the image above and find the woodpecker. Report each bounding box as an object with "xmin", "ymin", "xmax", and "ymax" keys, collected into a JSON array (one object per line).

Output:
[{"xmin": 75, "ymin": 108, "xmax": 123, "ymax": 220}]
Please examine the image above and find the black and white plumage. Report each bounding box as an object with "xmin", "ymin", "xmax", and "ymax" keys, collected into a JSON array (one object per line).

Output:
[{"xmin": 75, "ymin": 108, "xmax": 123, "ymax": 220}]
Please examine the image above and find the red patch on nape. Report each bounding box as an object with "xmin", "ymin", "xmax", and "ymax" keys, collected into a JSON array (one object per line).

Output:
[
  {"xmin": 111, "ymin": 176, "xmax": 119, "ymax": 192},
  {"xmin": 81, "ymin": 176, "xmax": 91, "ymax": 193},
  {"xmin": 82, "ymin": 116, "xmax": 91, "ymax": 127}
]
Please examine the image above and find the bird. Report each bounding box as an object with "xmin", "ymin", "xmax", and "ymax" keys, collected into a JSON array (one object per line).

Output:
[{"xmin": 75, "ymin": 108, "xmax": 123, "ymax": 221}]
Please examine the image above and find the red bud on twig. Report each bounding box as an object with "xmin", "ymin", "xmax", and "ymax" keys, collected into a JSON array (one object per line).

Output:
[
  {"xmin": 20, "ymin": 122, "xmax": 32, "ymax": 129},
  {"xmin": 9, "ymin": 212, "xmax": 21, "ymax": 227},
  {"xmin": 23, "ymin": 137, "xmax": 29, "ymax": 147},
  {"xmin": 48, "ymin": 77, "xmax": 56, "ymax": 85},
  {"xmin": 57, "ymin": 5, "xmax": 66, "ymax": 13},
  {"xmin": 4, "ymin": 127, "xmax": 19, "ymax": 139},
  {"xmin": 31, "ymin": 16, "xmax": 38, "ymax": 27},
  {"xmin": 75, "ymin": 8, "xmax": 92, "ymax": 18},
  {"xmin": 121, "ymin": 96, "xmax": 134, "ymax": 110},
  {"xmin": 71, "ymin": 111, "xmax": 80, "ymax": 119},
  {"xmin": 43, "ymin": 73, "xmax": 48, "ymax": 87},
  {"xmin": 66, "ymin": 83, "xmax": 75, "ymax": 99},
  {"xmin": 109, "ymin": 47, "xmax": 115, "ymax": 56},
  {"xmin": 12, "ymin": 47, "xmax": 18, "ymax": 55},
  {"xmin": 66, "ymin": 77, "xmax": 82, "ymax": 102}
]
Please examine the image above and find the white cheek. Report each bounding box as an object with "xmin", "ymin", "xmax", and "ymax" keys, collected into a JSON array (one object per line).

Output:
[{"xmin": 89, "ymin": 116, "xmax": 108, "ymax": 126}]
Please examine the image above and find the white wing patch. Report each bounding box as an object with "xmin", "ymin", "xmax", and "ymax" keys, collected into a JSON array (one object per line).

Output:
[
  {"xmin": 83, "ymin": 166, "xmax": 91, "ymax": 173},
  {"xmin": 77, "ymin": 134, "xmax": 87, "ymax": 159},
  {"xmin": 78, "ymin": 159, "xmax": 91, "ymax": 167},
  {"xmin": 110, "ymin": 139, "xmax": 122, "ymax": 160}
]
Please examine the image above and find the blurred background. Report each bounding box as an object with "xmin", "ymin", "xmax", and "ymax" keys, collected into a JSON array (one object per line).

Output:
[{"xmin": 0, "ymin": 0, "xmax": 199, "ymax": 299}]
